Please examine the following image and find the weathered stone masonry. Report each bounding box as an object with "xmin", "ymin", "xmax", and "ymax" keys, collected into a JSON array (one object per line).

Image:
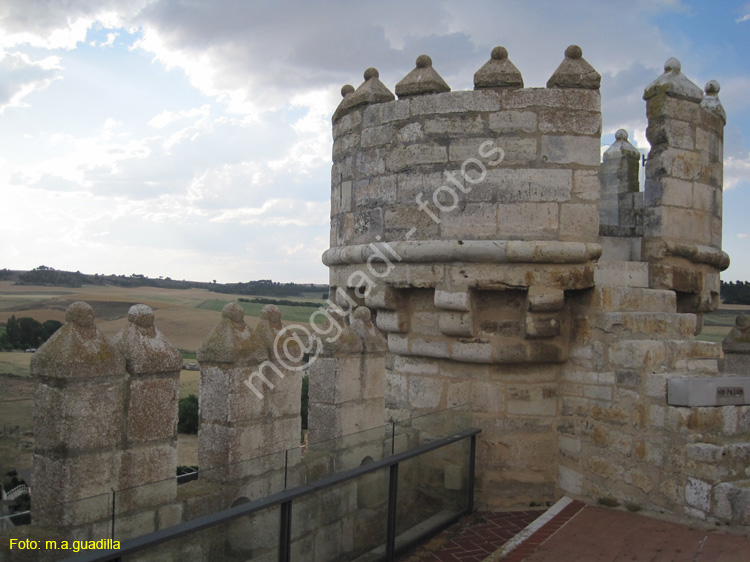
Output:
[{"xmin": 326, "ymin": 45, "xmax": 750, "ymax": 523}]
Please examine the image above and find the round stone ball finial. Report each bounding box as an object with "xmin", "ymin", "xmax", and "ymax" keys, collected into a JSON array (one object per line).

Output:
[
  {"xmin": 705, "ymin": 80, "xmax": 720, "ymax": 95},
  {"xmin": 615, "ymin": 129, "xmax": 629, "ymax": 141},
  {"xmin": 128, "ymin": 304, "xmax": 154, "ymax": 328},
  {"xmin": 416, "ymin": 54, "xmax": 432, "ymax": 68},
  {"xmin": 737, "ymin": 314, "xmax": 750, "ymax": 329},
  {"xmin": 664, "ymin": 57, "xmax": 681, "ymax": 73},
  {"xmin": 261, "ymin": 304, "xmax": 282, "ymax": 328},
  {"xmin": 490, "ymin": 46, "xmax": 508, "ymax": 60},
  {"xmin": 363, "ymin": 67, "xmax": 379, "ymax": 80},
  {"xmin": 341, "ymin": 84, "xmax": 355, "ymax": 97},
  {"xmin": 353, "ymin": 306, "xmax": 372, "ymax": 322},
  {"xmin": 565, "ymin": 45, "xmax": 583, "ymax": 59},
  {"xmin": 222, "ymin": 301, "xmax": 245, "ymax": 324},
  {"xmin": 66, "ymin": 301, "xmax": 95, "ymax": 328}
]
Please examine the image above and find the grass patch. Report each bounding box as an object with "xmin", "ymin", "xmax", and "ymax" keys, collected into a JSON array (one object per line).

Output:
[
  {"xmin": 625, "ymin": 502, "xmax": 642, "ymax": 512},
  {"xmin": 696, "ymin": 326, "xmax": 732, "ymax": 343},
  {"xmin": 703, "ymin": 310, "xmax": 741, "ymax": 327},
  {"xmin": 597, "ymin": 497, "xmax": 620, "ymax": 508},
  {"xmin": 181, "ymin": 350, "xmax": 197, "ymax": 360}
]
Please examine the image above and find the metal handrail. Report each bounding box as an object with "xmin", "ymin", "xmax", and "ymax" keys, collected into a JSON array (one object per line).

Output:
[{"xmin": 65, "ymin": 427, "xmax": 481, "ymax": 562}]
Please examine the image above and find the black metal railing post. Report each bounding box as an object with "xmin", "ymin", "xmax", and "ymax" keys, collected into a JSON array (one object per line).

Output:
[
  {"xmin": 391, "ymin": 421, "xmax": 396, "ymax": 455},
  {"xmin": 278, "ymin": 500, "xmax": 292, "ymax": 562},
  {"xmin": 385, "ymin": 463, "xmax": 399, "ymax": 561},
  {"xmin": 111, "ymin": 490, "xmax": 116, "ymax": 540},
  {"xmin": 468, "ymin": 434, "xmax": 476, "ymax": 513},
  {"xmin": 284, "ymin": 449, "xmax": 289, "ymax": 489}
]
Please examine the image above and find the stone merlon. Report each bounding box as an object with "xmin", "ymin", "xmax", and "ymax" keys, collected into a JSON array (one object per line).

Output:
[
  {"xmin": 30, "ymin": 301, "xmax": 124, "ymax": 379},
  {"xmin": 197, "ymin": 301, "xmax": 268, "ymax": 365},
  {"xmin": 112, "ymin": 304, "xmax": 183, "ymax": 375}
]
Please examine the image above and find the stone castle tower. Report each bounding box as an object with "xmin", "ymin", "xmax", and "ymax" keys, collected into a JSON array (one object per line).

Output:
[{"xmin": 325, "ymin": 45, "xmax": 748, "ymax": 519}]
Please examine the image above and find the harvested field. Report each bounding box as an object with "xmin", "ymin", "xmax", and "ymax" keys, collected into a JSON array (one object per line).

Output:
[{"xmin": 0, "ymin": 352, "xmax": 31, "ymax": 378}]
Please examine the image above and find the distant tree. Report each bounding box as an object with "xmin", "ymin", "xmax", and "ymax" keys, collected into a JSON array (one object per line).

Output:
[
  {"xmin": 42, "ymin": 320, "xmax": 63, "ymax": 341},
  {"xmin": 2, "ymin": 315, "xmax": 62, "ymax": 349},
  {"xmin": 5, "ymin": 316, "xmax": 19, "ymax": 348},
  {"xmin": 0, "ymin": 330, "xmax": 11, "ymax": 351},
  {"xmin": 721, "ymin": 280, "xmax": 750, "ymax": 305},
  {"xmin": 17, "ymin": 317, "xmax": 44, "ymax": 348},
  {"xmin": 178, "ymin": 394, "xmax": 199, "ymax": 434}
]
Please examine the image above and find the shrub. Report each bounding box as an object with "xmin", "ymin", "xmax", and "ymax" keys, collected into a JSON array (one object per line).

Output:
[{"xmin": 178, "ymin": 394, "xmax": 199, "ymax": 434}]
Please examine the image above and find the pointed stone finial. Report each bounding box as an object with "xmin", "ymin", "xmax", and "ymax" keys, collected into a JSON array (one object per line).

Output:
[
  {"xmin": 603, "ymin": 129, "xmax": 640, "ymax": 160},
  {"xmin": 546, "ymin": 45, "xmax": 600, "ymax": 89},
  {"xmin": 395, "ymin": 54, "xmax": 451, "ymax": 98},
  {"xmin": 66, "ymin": 300, "xmax": 95, "ymax": 328},
  {"xmin": 197, "ymin": 301, "xmax": 267, "ymax": 364},
  {"xmin": 474, "ymin": 46, "xmax": 523, "ymax": 89},
  {"xmin": 260, "ymin": 304, "xmax": 282, "ymax": 332},
  {"xmin": 31, "ymin": 301, "xmax": 124, "ymax": 379},
  {"xmin": 113, "ymin": 304, "xmax": 182, "ymax": 374},
  {"xmin": 643, "ymin": 57, "xmax": 703, "ymax": 101},
  {"xmin": 223, "ymin": 301, "xmax": 245, "ymax": 324},
  {"xmin": 332, "ymin": 67, "xmax": 395, "ymax": 122},
  {"xmin": 700, "ymin": 80, "xmax": 726, "ymax": 124}
]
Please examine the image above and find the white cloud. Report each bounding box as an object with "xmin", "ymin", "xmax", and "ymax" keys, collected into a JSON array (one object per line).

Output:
[
  {"xmin": 724, "ymin": 152, "xmax": 750, "ymax": 190},
  {"xmin": 739, "ymin": 234, "xmax": 749, "ymax": 239},
  {"xmin": 0, "ymin": 49, "xmax": 62, "ymax": 112},
  {"xmin": 148, "ymin": 105, "xmax": 209, "ymax": 129},
  {"xmin": 211, "ymin": 199, "xmax": 329, "ymax": 227},
  {"xmin": 0, "ymin": 2, "xmax": 144, "ymax": 49},
  {"xmin": 91, "ymin": 31, "xmax": 119, "ymax": 48}
]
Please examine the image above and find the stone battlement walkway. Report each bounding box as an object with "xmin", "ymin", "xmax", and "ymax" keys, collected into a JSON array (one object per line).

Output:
[{"xmin": 399, "ymin": 498, "xmax": 750, "ymax": 561}]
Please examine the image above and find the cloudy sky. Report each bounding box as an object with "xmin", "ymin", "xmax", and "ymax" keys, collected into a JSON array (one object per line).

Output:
[{"xmin": 1, "ymin": 0, "xmax": 748, "ymax": 284}]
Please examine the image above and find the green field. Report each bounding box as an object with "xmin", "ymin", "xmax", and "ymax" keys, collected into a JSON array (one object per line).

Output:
[
  {"xmin": 697, "ymin": 306, "xmax": 747, "ymax": 343},
  {"xmin": 197, "ymin": 298, "xmax": 324, "ymax": 324}
]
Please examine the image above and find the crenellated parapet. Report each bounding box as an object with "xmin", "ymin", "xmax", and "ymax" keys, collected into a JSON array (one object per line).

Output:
[
  {"xmin": 327, "ymin": 46, "xmax": 604, "ymax": 379},
  {"xmin": 29, "ymin": 301, "xmax": 185, "ymax": 539}
]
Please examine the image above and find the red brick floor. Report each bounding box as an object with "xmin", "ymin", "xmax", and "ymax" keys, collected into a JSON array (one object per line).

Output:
[
  {"xmin": 501, "ymin": 500, "xmax": 585, "ymax": 562},
  {"xmin": 523, "ymin": 505, "xmax": 750, "ymax": 562},
  {"xmin": 396, "ymin": 510, "xmax": 541, "ymax": 562},
  {"xmin": 398, "ymin": 499, "xmax": 750, "ymax": 562}
]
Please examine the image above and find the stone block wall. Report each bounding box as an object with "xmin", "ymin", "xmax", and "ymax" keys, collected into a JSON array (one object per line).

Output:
[
  {"xmin": 323, "ymin": 44, "xmax": 748, "ymax": 526},
  {"xmin": 331, "ymin": 62, "xmax": 602, "ymax": 248},
  {"xmin": 28, "ymin": 302, "xmax": 185, "ymax": 541},
  {"xmin": 326, "ymin": 46, "xmax": 606, "ymax": 508},
  {"xmin": 642, "ymin": 60, "xmax": 728, "ymax": 313}
]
